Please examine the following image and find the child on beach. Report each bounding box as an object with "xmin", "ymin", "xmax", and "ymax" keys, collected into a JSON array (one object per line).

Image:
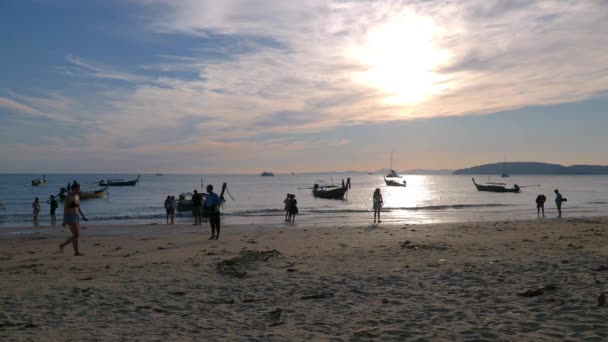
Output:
[
  {"xmin": 32, "ymin": 197, "xmax": 41, "ymax": 226},
  {"xmin": 373, "ymin": 188, "xmax": 383, "ymax": 223}
]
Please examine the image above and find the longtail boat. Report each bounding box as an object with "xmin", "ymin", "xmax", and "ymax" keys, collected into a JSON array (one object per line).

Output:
[
  {"xmin": 99, "ymin": 175, "xmax": 140, "ymax": 186},
  {"xmin": 32, "ymin": 175, "xmax": 46, "ymax": 186},
  {"xmin": 472, "ymin": 178, "xmax": 520, "ymax": 193},
  {"xmin": 312, "ymin": 178, "xmax": 351, "ymax": 200},
  {"xmin": 57, "ymin": 186, "xmax": 108, "ymax": 201}
]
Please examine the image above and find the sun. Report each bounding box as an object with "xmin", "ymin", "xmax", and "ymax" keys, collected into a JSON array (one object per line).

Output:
[{"xmin": 350, "ymin": 12, "xmax": 453, "ymax": 105}]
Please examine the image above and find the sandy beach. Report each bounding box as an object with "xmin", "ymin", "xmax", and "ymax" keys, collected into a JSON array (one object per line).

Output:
[{"xmin": 1, "ymin": 217, "xmax": 607, "ymax": 341}]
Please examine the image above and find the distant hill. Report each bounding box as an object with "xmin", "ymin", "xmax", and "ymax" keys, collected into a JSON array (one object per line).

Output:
[
  {"xmin": 372, "ymin": 168, "xmax": 453, "ymax": 175},
  {"xmin": 452, "ymin": 162, "xmax": 608, "ymax": 175}
]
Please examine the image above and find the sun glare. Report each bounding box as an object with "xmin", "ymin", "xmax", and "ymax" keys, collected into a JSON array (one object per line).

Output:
[{"xmin": 351, "ymin": 13, "xmax": 452, "ymax": 105}]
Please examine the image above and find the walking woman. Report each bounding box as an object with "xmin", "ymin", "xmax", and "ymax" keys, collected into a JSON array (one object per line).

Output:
[
  {"xmin": 373, "ymin": 188, "xmax": 383, "ymax": 223},
  {"xmin": 59, "ymin": 182, "xmax": 87, "ymax": 256}
]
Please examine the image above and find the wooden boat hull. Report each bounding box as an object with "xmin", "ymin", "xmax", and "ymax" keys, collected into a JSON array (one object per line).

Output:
[
  {"xmin": 80, "ymin": 187, "xmax": 108, "ymax": 200},
  {"xmin": 313, "ymin": 186, "xmax": 348, "ymax": 200},
  {"xmin": 472, "ymin": 178, "xmax": 520, "ymax": 193},
  {"xmin": 385, "ymin": 177, "xmax": 406, "ymax": 187},
  {"xmin": 99, "ymin": 175, "xmax": 140, "ymax": 186},
  {"xmin": 58, "ymin": 186, "xmax": 108, "ymax": 201},
  {"xmin": 32, "ymin": 177, "xmax": 46, "ymax": 186}
]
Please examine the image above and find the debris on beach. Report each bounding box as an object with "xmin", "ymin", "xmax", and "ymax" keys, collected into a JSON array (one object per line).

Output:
[
  {"xmin": 592, "ymin": 265, "xmax": 608, "ymax": 272},
  {"xmin": 216, "ymin": 250, "xmax": 281, "ymax": 278},
  {"xmin": 353, "ymin": 327, "xmax": 379, "ymax": 336},
  {"xmin": 400, "ymin": 240, "xmax": 448, "ymax": 251},
  {"xmin": 0, "ymin": 320, "xmax": 38, "ymax": 331},
  {"xmin": 599, "ymin": 292, "xmax": 606, "ymax": 307},
  {"xmin": 300, "ymin": 292, "xmax": 334, "ymax": 300},
  {"xmin": 518, "ymin": 289, "xmax": 544, "ymax": 297},
  {"xmin": 517, "ymin": 285, "xmax": 558, "ymax": 297},
  {"xmin": 267, "ymin": 307, "xmax": 284, "ymax": 327}
]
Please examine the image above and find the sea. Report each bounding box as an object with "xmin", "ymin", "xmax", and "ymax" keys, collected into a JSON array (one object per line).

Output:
[{"xmin": 1, "ymin": 173, "xmax": 607, "ymax": 229}]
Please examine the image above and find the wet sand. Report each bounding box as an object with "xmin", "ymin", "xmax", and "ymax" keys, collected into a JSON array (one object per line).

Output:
[{"xmin": 1, "ymin": 217, "xmax": 607, "ymax": 341}]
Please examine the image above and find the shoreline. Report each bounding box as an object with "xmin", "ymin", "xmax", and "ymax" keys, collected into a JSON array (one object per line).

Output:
[{"xmin": 1, "ymin": 216, "xmax": 607, "ymax": 340}]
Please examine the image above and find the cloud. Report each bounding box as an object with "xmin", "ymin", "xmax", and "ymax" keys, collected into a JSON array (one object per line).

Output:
[
  {"xmin": 5, "ymin": 0, "xmax": 607, "ymax": 172},
  {"xmin": 0, "ymin": 92, "xmax": 77, "ymax": 123},
  {"xmin": 128, "ymin": 0, "xmax": 608, "ymax": 122}
]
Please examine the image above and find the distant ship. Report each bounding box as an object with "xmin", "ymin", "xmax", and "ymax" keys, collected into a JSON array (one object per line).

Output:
[{"xmin": 260, "ymin": 171, "xmax": 274, "ymax": 177}]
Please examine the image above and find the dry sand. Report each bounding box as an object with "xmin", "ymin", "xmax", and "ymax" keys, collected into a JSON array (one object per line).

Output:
[{"xmin": 1, "ymin": 217, "xmax": 607, "ymax": 341}]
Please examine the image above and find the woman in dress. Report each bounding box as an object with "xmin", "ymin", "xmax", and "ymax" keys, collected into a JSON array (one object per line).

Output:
[
  {"xmin": 373, "ymin": 188, "xmax": 383, "ymax": 223},
  {"xmin": 59, "ymin": 182, "xmax": 87, "ymax": 256}
]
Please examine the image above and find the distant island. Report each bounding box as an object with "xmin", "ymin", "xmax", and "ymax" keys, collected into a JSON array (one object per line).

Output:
[{"xmin": 453, "ymin": 162, "xmax": 608, "ymax": 175}]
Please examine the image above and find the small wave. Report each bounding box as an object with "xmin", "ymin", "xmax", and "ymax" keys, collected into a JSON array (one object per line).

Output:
[
  {"xmin": 225, "ymin": 204, "xmax": 516, "ymax": 216},
  {"xmin": 586, "ymin": 201, "xmax": 608, "ymax": 205},
  {"xmin": 387, "ymin": 204, "xmax": 515, "ymax": 211}
]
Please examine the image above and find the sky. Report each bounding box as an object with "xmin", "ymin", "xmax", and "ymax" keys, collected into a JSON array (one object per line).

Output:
[{"xmin": 1, "ymin": 0, "xmax": 607, "ymax": 173}]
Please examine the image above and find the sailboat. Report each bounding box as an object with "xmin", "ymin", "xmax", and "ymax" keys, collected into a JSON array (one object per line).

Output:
[
  {"xmin": 384, "ymin": 153, "xmax": 406, "ymax": 187},
  {"xmin": 385, "ymin": 152, "xmax": 400, "ymax": 178},
  {"xmin": 155, "ymin": 168, "xmax": 164, "ymax": 176},
  {"xmin": 501, "ymin": 160, "xmax": 509, "ymax": 178}
]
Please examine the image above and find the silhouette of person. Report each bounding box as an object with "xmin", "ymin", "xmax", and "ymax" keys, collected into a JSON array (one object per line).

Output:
[
  {"xmin": 284, "ymin": 193, "xmax": 291, "ymax": 222},
  {"xmin": 554, "ymin": 189, "xmax": 565, "ymax": 218},
  {"xmin": 169, "ymin": 196, "xmax": 176, "ymax": 224},
  {"xmin": 373, "ymin": 188, "xmax": 383, "ymax": 223},
  {"xmin": 192, "ymin": 190, "xmax": 203, "ymax": 225},
  {"xmin": 164, "ymin": 195, "xmax": 172, "ymax": 224},
  {"xmin": 536, "ymin": 194, "xmax": 546, "ymax": 217},
  {"xmin": 48, "ymin": 195, "xmax": 58, "ymax": 225},
  {"xmin": 32, "ymin": 197, "xmax": 41, "ymax": 226},
  {"xmin": 288, "ymin": 194, "xmax": 298, "ymax": 223},
  {"xmin": 205, "ymin": 185, "xmax": 222, "ymax": 240}
]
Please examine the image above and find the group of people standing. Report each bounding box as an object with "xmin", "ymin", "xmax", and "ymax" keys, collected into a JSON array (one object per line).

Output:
[
  {"xmin": 536, "ymin": 189, "xmax": 567, "ymax": 218},
  {"xmin": 32, "ymin": 195, "xmax": 59, "ymax": 226},
  {"xmin": 283, "ymin": 194, "xmax": 298, "ymax": 223},
  {"xmin": 165, "ymin": 185, "xmax": 223, "ymax": 239}
]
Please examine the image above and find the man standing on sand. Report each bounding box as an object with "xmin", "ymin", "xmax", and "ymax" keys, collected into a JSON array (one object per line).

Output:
[
  {"xmin": 205, "ymin": 185, "xmax": 222, "ymax": 240},
  {"xmin": 536, "ymin": 194, "xmax": 546, "ymax": 218},
  {"xmin": 554, "ymin": 189, "xmax": 566, "ymax": 218},
  {"xmin": 48, "ymin": 195, "xmax": 58, "ymax": 225},
  {"xmin": 192, "ymin": 190, "xmax": 203, "ymax": 225}
]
